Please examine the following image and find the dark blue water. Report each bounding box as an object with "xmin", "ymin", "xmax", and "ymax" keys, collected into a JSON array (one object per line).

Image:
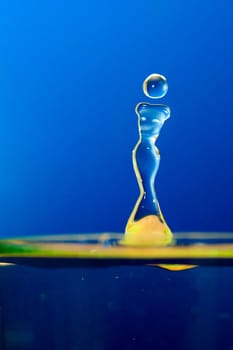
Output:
[
  {"xmin": 1, "ymin": 265, "xmax": 233, "ymax": 350},
  {"xmin": 0, "ymin": 0, "xmax": 233, "ymax": 349}
]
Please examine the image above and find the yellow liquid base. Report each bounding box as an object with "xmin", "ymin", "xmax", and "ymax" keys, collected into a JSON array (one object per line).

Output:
[
  {"xmin": 124, "ymin": 215, "xmax": 173, "ymax": 246},
  {"xmin": 122, "ymin": 215, "xmax": 196, "ymax": 271}
]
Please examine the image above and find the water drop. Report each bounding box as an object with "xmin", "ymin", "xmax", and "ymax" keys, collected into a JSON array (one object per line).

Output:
[{"xmin": 143, "ymin": 73, "xmax": 168, "ymax": 99}]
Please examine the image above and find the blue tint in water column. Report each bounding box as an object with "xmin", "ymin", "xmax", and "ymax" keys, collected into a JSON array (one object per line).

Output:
[{"xmin": 124, "ymin": 74, "xmax": 173, "ymax": 246}]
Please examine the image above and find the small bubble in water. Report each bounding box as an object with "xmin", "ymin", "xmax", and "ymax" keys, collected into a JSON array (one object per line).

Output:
[{"xmin": 143, "ymin": 73, "xmax": 168, "ymax": 99}]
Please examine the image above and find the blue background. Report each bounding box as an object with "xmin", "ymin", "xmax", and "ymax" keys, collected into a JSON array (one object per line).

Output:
[
  {"xmin": 0, "ymin": 0, "xmax": 233, "ymax": 237},
  {"xmin": 1, "ymin": 3, "xmax": 233, "ymax": 350}
]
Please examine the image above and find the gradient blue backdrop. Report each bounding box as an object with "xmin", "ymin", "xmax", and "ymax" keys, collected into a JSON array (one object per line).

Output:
[{"xmin": 0, "ymin": 0, "xmax": 232, "ymax": 237}]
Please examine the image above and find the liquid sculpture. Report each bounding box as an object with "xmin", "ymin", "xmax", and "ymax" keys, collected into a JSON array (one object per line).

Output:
[
  {"xmin": 124, "ymin": 73, "xmax": 173, "ymax": 246},
  {"xmin": 123, "ymin": 74, "xmax": 196, "ymax": 271}
]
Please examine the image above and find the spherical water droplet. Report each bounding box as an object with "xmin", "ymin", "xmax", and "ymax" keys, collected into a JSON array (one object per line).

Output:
[{"xmin": 143, "ymin": 73, "xmax": 168, "ymax": 99}]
